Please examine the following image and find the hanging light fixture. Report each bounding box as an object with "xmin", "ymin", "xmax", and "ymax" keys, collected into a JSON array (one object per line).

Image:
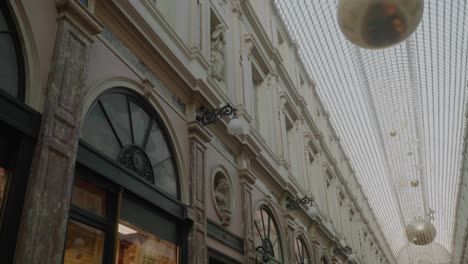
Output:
[
  {"xmin": 226, "ymin": 117, "xmax": 245, "ymax": 136},
  {"xmin": 405, "ymin": 218, "xmax": 436, "ymax": 245},
  {"xmin": 337, "ymin": 0, "xmax": 424, "ymax": 49},
  {"xmin": 410, "ymin": 179, "xmax": 420, "ymax": 187}
]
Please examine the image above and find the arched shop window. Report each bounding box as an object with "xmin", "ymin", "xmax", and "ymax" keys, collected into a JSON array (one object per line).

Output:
[
  {"xmin": 294, "ymin": 236, "xmax": 311, "ymax": 264},
  {"xmin": 63, "ymin": 88, "xmax": 184, "ymax": 264},
  {"xmin": 254, "ymin": 207, "xmax": 283, "ymax": 263},
  {"xmin": 0, "ymin": 2, "xmax": 24, "ymax": 99},
  {"xmin": 81, "ymin": 89, "xmax": 179, "ymax": 198}
]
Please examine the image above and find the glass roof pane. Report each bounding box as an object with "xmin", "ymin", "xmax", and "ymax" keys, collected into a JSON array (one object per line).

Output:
[{"xmin": 275, "ymin": 0, "xmax": 468, "ymax": 256}]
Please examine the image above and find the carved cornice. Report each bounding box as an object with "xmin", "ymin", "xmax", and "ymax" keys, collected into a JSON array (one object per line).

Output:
[
  {"xmin": 188, "ymin": 121, "xmax": 212, "ymax": 145},
  {"xmin": 239, "ymin": 168, "xmax": 256, "ymax": 185},
  {"xmin": 56, "ymin": 0, "xmax": 104, "ymax": 42}
]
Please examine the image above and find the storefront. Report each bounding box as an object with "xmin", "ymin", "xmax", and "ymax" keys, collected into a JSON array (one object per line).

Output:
[
  {"xmin": 0, "ymin": 2, "xmax": 41, "ymax": 263},
  {"xmin": 62, "ymin": 88, "xmax": 189, "ymax": 263}
]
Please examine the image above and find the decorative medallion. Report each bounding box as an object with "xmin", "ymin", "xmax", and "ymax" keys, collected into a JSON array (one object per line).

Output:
[
  {"xmin": 212, "ymin": 170, "xmax": 232, "ymax": 226},
  {"xmin": 118, "ymin": 145, "xmax": 154, "ymax": 183}
]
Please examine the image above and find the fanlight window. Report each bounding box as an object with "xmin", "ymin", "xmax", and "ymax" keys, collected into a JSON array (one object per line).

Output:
[
  {"xmin": 254, "ymin": 207, "xmax": 283, "ymax": 263},
  {"xmin": 294, "ymin": 237, "xmax": 311, "ymax": 264},
  {"xmin": 0, "ymin": 4, "xmax": 23, "ymax": 99},
  {"xmin": 81, "ymin": 90, "xmax": 179, "ymax": 198}
]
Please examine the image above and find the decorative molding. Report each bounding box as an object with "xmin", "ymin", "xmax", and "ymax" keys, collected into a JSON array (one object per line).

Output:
[
  {"xmin": 207, "ymin": 219, "xmax": 244, "ymax": 253},
  {"xmin": 101, "ymin": 27, "xmax": 187, "ymax": 113},
  {"xmin": 56, "ymin": 0, "xmax": 104, "ymax": 42},
  {"xmin": 212, "ymin": 167, "xmax": 233, "ymax": 226}
]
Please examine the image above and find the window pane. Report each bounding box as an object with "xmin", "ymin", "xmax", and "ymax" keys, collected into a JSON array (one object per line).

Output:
[
  {"xmin": 63, "ymin": 220, "xmax": 104, "ymax": 264},
  {"xmin": 145, "ymin": 124, "xmax": 170, "ymax": 165},
  {"xmin": 129, "ymin": 100, "xmax": 150, "ymax": 147},
  {"xmin": 0, "ymin": 34, "xmax": 18, "ymax": 97},
  {"xmin": 72, "ymin": 178, "xmax": 107, "ymax": 217},
  {"xmin": 100, "ymin": 94, "xmax": 132, "ymax": 147},
  {"xmin": 0, "ymin": 9, "xmax": 8, "ymax": 31},
  {"xmin": 79, "ymin": 0, "xmax": 89, "ymax": 8},
  {"xmin": 116, "ymin": 221, "xmax": 178, "ymax": 264},
  {"xmin": 153, "ymin": 159, "xmax": 177, "ymax": 197},
  {"xmin": 81, "ymin": 103, "xmax": 121, "ymax": 159}
]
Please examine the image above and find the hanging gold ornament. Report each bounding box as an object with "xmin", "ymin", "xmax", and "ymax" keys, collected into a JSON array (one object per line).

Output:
[
  {"xmin": 389, "ymin": 130, "xmax": 397, "ymax": 137},
  {"xmin": 410, "ymin": 179, "xmax": 419, "ymax": 187},
  {"xmin": 337, "ymin": 0, "xmax": 424, "ymax": 49},
  {"xmin": 405, "ymin": 218, "xmax": 436, "ymax": 246}
]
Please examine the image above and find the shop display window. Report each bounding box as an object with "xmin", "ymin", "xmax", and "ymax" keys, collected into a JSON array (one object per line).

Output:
[
  {"xmin": 0, "ymin": 167, "xmax": 8, "ymax": 215},
  {"xmin": 0, "ymin": 130, "xmax": 14, "ymax": 223},
  {"xmin": 63, "ymin": 220, "xmax": 105, "ymax": 264},
  {"xmin": 116, "ymin": 221, "xmax": 178, "ymax": 264},
  {"xmin": 64, "ymin": 170, "xmax": 181, "ymax": 264},
  {"xmin": 72, "ymin": 178, "xmax": 107, "ymax": 218}
]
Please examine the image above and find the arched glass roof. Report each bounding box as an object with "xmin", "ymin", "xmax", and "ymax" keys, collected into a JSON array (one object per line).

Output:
[{"xmin": 275, "ymin": 0, "xmax": 468, "ymax": 257}]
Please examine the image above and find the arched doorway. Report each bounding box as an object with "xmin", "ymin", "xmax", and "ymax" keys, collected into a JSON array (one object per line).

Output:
[{"xmin": 62, "ymin": 88, "xmax": 188, "ymax": 264}]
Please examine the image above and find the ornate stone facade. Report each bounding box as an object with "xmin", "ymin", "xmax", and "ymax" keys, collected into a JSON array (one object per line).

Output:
[
  {"xmin": 0, "ymin": 0, "xmax": 416, "ymax": 263},
  {"xmin": 210, "ymin": 23, "xmax": 226, "ymax": 82}
]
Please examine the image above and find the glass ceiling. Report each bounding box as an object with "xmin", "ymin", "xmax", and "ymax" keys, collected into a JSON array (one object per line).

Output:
[{"xmin": 275, "ymin": 0, "xmax": 468, "ymax": 257}]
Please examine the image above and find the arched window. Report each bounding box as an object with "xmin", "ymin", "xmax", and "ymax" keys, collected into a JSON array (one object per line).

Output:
[
  {"xmin": 254, "ymin": 207, "xmax": 283, "ymax": 263},
  {"xmin": 0, "ymin": 2, "xmax": 23, "ymax": 99},
  {"xmin": 320, "ymin": 256, "xmax": 329, "ymax": 264},
  {"xmin": 81, "ymin": 89, "xmax": 179, "ymax": 198},
  {"xmin": 294, "ymin": 237, "xmax": 311, "ymax": 264}
]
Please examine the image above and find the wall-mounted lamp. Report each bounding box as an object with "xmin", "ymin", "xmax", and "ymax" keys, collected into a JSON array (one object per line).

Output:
[
  {"xmin": 307, "ymin": 206, "xmax": 319, "ymax": 219},
  {"xmin": 286, "ymin": 196, "xmax": 313, "ymax": 211},
  {"xmin": 196, "ymin": 104, "xmax": 244, "ymax": 136}
]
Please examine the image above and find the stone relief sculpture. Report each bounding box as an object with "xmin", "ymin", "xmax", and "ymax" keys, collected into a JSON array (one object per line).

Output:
[
  {"xmin": 231, "ymin": 0, "xmax": 242, "ymax": 13},
  {"xmin": 213, "ymin": 171, "xmax": 232, "ymax": 226},
  {"xmin": 210, "ymin": 24, "xmax": 226, "ymax": 82}
]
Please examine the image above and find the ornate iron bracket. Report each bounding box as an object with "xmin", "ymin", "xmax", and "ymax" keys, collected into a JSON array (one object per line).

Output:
[
  {"xmin": 286, "ymin": 196, "xmax": 313, "ymax": 211},
  {"xmin": 333, "ymin": 245, "xmax": 352, "ymax": 257},
  {"xmin": 255, "ymin": 245, "xmax": 281, "ymax": 264},
  {"xmin": 196, "ymin": 104, "xmax": 236, "ymax": 126}
]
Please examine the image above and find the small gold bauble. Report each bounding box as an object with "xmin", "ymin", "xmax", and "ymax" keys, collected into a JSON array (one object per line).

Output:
[
  {"xmin": 389, "ymin": 130, "xmax": 397, "ymax": 137},
  {"xmin": 410, "ymin": 179, "xmax": 420, "ymax": 187},
  {"xmin": 405, "ymin": 218, "xmax": 436, "ymax": 246},
  {"xmin": 337, "ymin": 0, "xmax": 424, "ymax": 49}
]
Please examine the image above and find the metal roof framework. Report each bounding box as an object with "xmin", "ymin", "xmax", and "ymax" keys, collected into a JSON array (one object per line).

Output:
[{"xmin": 275, "ymin": 0, "xmax": 468, "ymax": 257}]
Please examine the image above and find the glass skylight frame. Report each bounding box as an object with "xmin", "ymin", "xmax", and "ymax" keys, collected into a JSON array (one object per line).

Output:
[{"xmin": 275, "ymin": 0, "xmax": 468, "ymax": 256}]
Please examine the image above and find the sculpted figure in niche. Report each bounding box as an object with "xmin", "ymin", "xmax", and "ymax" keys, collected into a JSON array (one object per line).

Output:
[
  {"xmin": 210, "ymin": 24, "xmax": 226, "ymax": 82},
  {"xmin": 213, "ymin": 175, "xmax": 232, "ymax": 226}
]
